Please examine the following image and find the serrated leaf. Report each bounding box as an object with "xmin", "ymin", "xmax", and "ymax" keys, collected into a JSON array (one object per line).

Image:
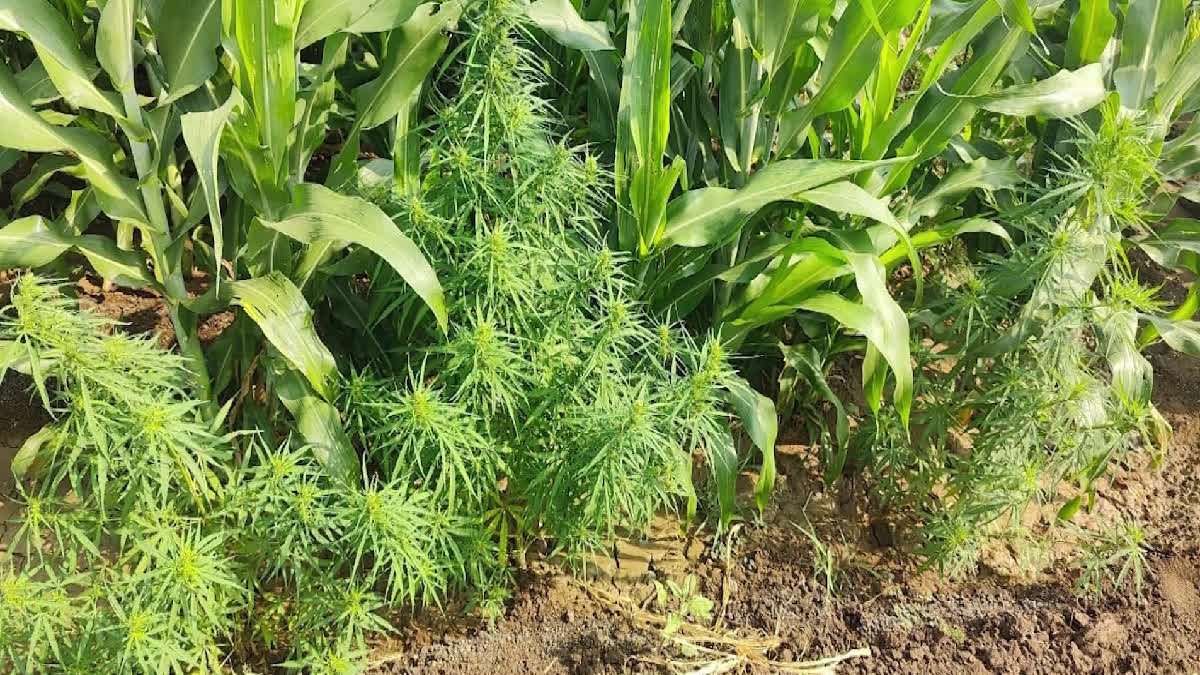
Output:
[
  {"xmin": 231, "ymin": 273, "xmax": 339, "ymax": 400},
  {"xmin": 259, "ymin": 183, "xmax": 447, "ymax": 332}
]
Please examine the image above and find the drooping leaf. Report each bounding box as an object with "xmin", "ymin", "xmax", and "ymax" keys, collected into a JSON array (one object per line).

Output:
[
  {"xmin": 798, "ymin": 252, "xmax": 912, "ymax": 427},
  {"xmin": 181, "ymin": 92, "xmax": 239, "ymax": 290},
  {"xmin": 977, "ymin": 63, "xmax": 1108, "ymax": 118},
  {"xmin": 353, "ymin": 1, "xmax": 462, "ymax": 130},
  {"xmin": 0, "ymin": 0, "xmax": 125, "ymax": 118},
  {"xmin": 12, "ymin": 425, "xmax": 57, "ymax": 480},
  {"xmin": 525, "ymin": 0, "xmax": 614, "ymax": 51},
  {"xmin": 154, "ymin": 0, "xmax": 222, "ymax": 100},
  {"xmin": 0, "ymin": 216, "xmax": 71, "ymax": 268},
  {"xmin": 722, "ymin": 375, "xmax": 777, "ymax": 514},
  {"xmin": 273, "ymin": 369, "xmax": 359, "ymax": 486},
  {"xmin": 258, "ymin": 183, "xmax": 447, "ymax": 332},
  {"xmin": 231, "ymin": 273, "xmax": 339, "ymax": 401},
  {"xmin": 661, "ymin": 158, "xmax": 902, "ymax": 248},
  {"xmin": 1148, "ymin": 316, "xmax": 1200, "ymax": 357},
  {"xmin": 0, "ymin": 67, "xmax": 147, "ymax": 225}
]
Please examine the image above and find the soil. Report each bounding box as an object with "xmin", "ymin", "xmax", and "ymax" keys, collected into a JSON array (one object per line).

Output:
[{"xmin": 2, "ymin": 274, "xmax": 1199, "ymax": 674}]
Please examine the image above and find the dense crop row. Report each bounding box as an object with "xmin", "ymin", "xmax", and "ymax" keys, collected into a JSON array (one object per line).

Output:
[{"xmin": 1, "ymin": 0, "xmax": 1199, "ymax": 672}]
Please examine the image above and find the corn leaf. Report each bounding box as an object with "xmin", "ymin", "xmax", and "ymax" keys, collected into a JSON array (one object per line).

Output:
[
  {"xmin": 344, "ymin": 0, "xmax": 423, "ymax": 33},
  {"xmin": 181, "ymin": 92, "xmax": 239, "ymax": 291},
  {"xmin": 0, "ymin": 216, "xmax": 71, "ymax": 267},
  {"xmin": 297, "ymin": 0, "xmax": 376, "ymax": 47},
  {"xmin": 353, "ymin": 1, "xmax": 461, "ymax": 130},
  {"xmin": 526, "ymin": 0, "xmax": 614, "ymax": 51},
  {"xmin": 798, "ymin": 252, "xmax": 912, "ymax": 427},
  {"xmin": 258, "ymin": 183, "xmax": 447, "ymax": 332},
  {"xmin": 661, "ymin": 158, "xmax": 902, "ymax": 248},
  {"xmin": 977, "ymin": 63, "xmax": 1107, "ymax": 118},
  {"xmin": 1114, "ymin": 0, "xmax": 1186, "ymax": 108},
  {"xmin": 722, "ymin": 375, "xmax": 777, "ymax": 514},
  {"xmin": 0, "ymin": 0, "xmax": 124, "ymax": 118},
  {"xmin": 231, "ymin": 273, "xmax": 339, "ymax": 401},
  {"xmin": 154, "ymin": 0, "xmax": 222, "ymax": 100},
  {"xmin": 1066, "ymin": 0, "xmax": 1116, "ymax": 68},
  {"xmin": 274, "ymin": 368, "xmax": 359, "ymax": 486},
  {"xmin": 0, "ymin": 65, "xmax": 148, "ymax": 225}
]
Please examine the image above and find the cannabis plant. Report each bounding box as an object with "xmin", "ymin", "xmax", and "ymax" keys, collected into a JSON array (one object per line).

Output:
[{"xmin": 329, "ymin": 0, "xmax": 777, "ymax": 573}]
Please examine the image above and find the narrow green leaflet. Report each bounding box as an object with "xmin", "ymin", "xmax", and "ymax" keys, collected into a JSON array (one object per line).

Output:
[
  {"xmin": 155, "ymin": 0, "xmax": 222, "ymax": 100},
  {"xmin": 1066, "ymin": 0, "xmax": 1116, "ymax": 68},
  {"xmin": 525, "ymin": 0, "xmax": 614, "ymax": 51},
  {"xmin": 353, "ymin": 1, "xmax": 462, "ymax": 130},
  {"xmin": 977, "ymin": 63, "xmax": 1107, "ymax": 118},
  {"xmin": 258, "ymin": 183, "xmax": 447, "ymax": 332},
  {"xmin": 722, "ymin": 375, "xmax": 778, "ymax": 514},
  {"xmin": 661, "ymin": 158, "xmax": 902, "ymax": 248},
  {"xmin": 181, "ymin": 92, "xmax": 239, "ymax": 291},
  {"xmin": 230, "ymin": 273, "xmax": 339, "ymax": 401}
]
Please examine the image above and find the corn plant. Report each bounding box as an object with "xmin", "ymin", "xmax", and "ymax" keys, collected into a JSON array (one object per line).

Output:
[{"xmin": 0, "ymin": 0, "xmax": 461, "ymax": 481}]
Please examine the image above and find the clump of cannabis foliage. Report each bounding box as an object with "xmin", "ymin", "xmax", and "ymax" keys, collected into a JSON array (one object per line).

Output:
[
  {"xmin": 852, "ymin": 102, "xmax": 1163, "ymax": 587},
  {"xmin": 340, "ymin": 0, "xmax": 746, "ymax": 583},
  {"xmin": 0, "ymin": 277, "xmax": 473, "ymax": 673}
]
